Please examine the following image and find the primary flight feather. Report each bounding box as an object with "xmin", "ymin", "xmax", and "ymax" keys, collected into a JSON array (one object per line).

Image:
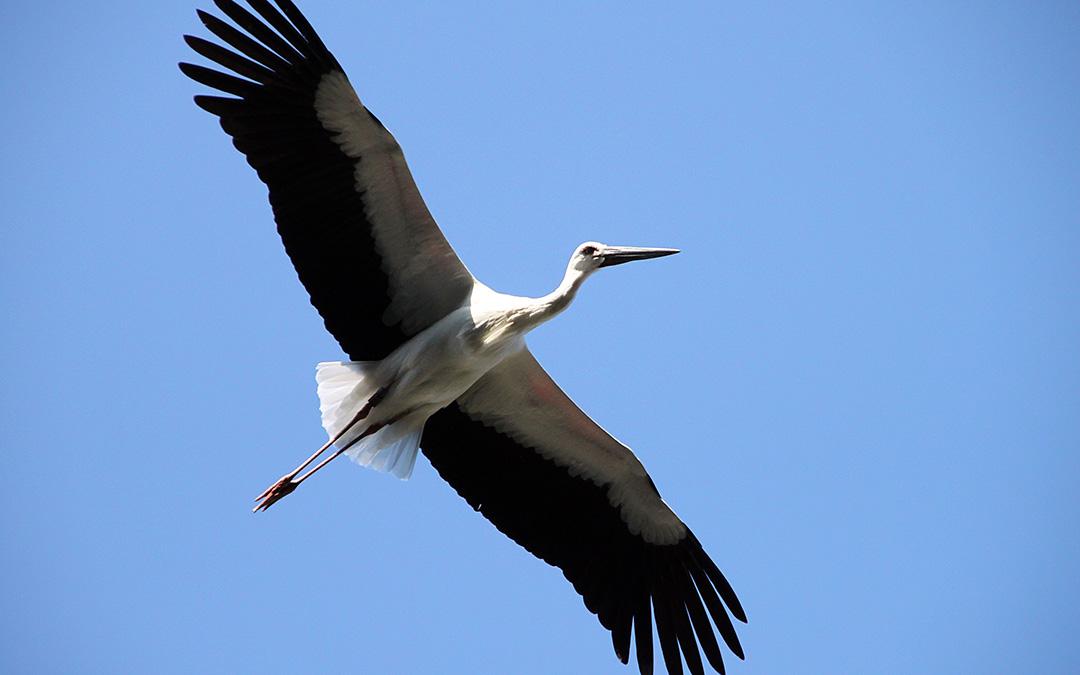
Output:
[{"xmin": 180, "ymin": 2, "xmax": 746, "ymax": 673}]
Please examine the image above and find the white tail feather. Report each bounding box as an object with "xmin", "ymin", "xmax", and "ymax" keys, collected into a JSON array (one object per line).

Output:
[
  {"xmin": 343, "ymin": 423, "xmax": 423, "ymax": 479},
  {"xmin": 314, "ymin": 361, "xmax": 422, "ymax": 480},
  {"xmin": 316, "ymin": 361, "xmax": 378, "ymax": 437}
]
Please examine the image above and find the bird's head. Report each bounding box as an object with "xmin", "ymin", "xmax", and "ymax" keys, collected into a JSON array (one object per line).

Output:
[{"xmin": 570, "ymin": 241, "xmax": 680, "ymax": 274}]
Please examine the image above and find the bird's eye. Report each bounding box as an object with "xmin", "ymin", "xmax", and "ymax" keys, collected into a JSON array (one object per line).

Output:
[{"xmin": 581, "ymin": 245, "xmax": 598, "ymax": 256}]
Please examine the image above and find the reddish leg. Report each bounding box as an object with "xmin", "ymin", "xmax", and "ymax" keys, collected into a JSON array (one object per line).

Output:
[{"xmin": 252, "ymin": 387, "xmax": 388, "ymax": 512}]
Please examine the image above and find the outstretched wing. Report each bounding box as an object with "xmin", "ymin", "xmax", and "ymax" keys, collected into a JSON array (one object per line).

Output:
[
  {"xmin": 181, "ymin": 0, "xmax": 474, "ymax": 360},
  {"xmin": 422, "ymin": 349, "xmax": 747, "ymax": 675}
]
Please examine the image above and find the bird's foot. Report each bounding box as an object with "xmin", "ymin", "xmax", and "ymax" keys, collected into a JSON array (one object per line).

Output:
[{"xmin": 253, "ymin": 475, "xmax": 298, "ymax": 512}]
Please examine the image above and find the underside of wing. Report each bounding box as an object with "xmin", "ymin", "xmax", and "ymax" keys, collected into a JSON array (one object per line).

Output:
[
  {"xmin": 181, "ymin": 0, "xmax": 474, "ymax": 360},
  {"xmin": 422, "ymin": 350, "xmax": 746, "ymax": 675}
]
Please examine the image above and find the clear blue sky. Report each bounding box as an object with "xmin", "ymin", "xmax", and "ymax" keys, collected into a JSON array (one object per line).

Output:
[{"xmin": 3, "ymin": 2, "xmax": 1078, "ymax": 673}]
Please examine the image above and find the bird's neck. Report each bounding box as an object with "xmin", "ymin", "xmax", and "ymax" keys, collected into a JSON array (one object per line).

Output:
[
  {"xmin": 477, "ymin": 265, "xmax": 589, "ymax": 346},
  {"xmin": 517, "ymin": 266, "xmax": 589, "ymax": 331}
]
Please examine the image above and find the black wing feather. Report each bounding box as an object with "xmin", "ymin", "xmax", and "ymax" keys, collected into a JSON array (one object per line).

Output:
[
  {"xmin": 422, "ymin": 405, "xmax": 747, "ymax": 675},
  {"xmin": 184, "ymin": 36, "xmax": 263, "ymax": 81},
  {"xmin": 182, "ymin": 0, "xmax": 409, "ymax": 359},
  {"xmin": 677, "ymin": 565, "xmax": 727, "ymax": 675},
  {"xmin": 197, "ymin": 8, "xmax": 296, "ymax": 74},
  {"xmin": 211, "ymin": 1, "xmax": 308, "ymax": 68},
  {"xmin": 652, "ymin": 571, "xmax": 684, "ymax": 675},
  {"xmin": 635, "ymin": 590, "xmax": 655, "ymax": 675}
]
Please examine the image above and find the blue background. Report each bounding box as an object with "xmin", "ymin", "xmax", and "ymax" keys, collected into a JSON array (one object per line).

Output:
[{"xmin": 3, "ymin": 2, "xmax": 1078, "ymax": 673}]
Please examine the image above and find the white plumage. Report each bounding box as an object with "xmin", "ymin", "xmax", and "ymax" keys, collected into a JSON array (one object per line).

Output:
[{"xmin": 315, "ymin": 361, "xmax": 421, "ymax": 479}]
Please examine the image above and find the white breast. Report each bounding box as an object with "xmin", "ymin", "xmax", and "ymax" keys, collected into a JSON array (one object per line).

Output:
[{"xmin": 379, "ymin": 305, "xmax": 526, "ymax": 415}]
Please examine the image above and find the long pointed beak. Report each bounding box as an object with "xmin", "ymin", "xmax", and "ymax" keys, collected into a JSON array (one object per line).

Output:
[{"xmin": 598, "ymin": 246, "xmax": 680, "ymax": 268}]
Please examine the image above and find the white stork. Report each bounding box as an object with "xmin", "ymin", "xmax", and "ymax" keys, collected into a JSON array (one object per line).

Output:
[{"xmin": 180, "ymin": 2, "xmax": 746, "ymax": 673}]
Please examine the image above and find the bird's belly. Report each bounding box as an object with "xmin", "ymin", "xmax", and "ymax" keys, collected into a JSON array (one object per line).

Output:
[{"xmin": 377, "ymin": 325, "xmax": 522, "ymax": 418}]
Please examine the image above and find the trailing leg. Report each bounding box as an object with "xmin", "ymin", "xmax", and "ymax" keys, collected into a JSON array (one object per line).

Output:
[{"xmin": 253, "ymin": 386, "xmax": 388, "ymax": 512}]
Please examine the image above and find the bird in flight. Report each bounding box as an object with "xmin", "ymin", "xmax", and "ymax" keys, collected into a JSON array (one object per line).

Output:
[{"xmin": 180, "ymin": 2, "xmax": 746, "ymax": 673}]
